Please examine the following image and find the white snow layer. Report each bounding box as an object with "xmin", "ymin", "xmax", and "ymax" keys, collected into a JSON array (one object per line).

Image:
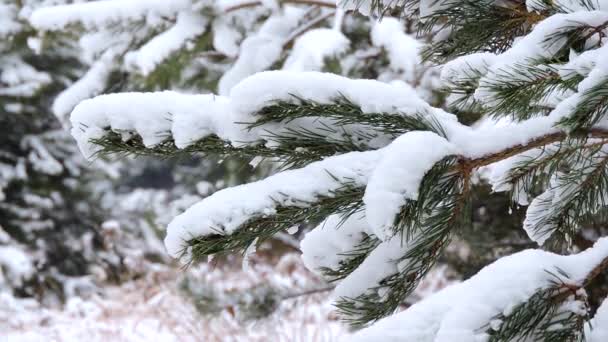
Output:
[
  {"xmin": 349, "ymin": 237, "xmax": 608, "ymax": 342},
  {"xmin": 0, "ymin": 246, "xmax": 34, "ymax": 289},
  {"xmin": 588, "ymin": 298, "xmax": 608, "ymax": 342},
  {"xmin": 333, "ymin": 236, "xmax": 412, "ymax": 299},
  {"xmin": 371, "ymin": 18, "xmax": 422, "ymax": 83},
  {"xmin": 283, "ymin": 28, "xmax": 350, "ymax": 71},
  {"xmin": 70, "ymin": 91, "xmax": 234, "ymax": 159},
  {"xmin": 165, "ymin": 150, "xmax": 382, "ymax": 259},
  {"xmin": 53, "ymin": 51, "xmax": 116, "ymax": 121},
  {"xmin": 364, "ymin": 132, "xmax": 458, "ymax": 240},
  {"xmin": 301, "ymin": 214, "xmax": 371, "ymax": 277},
  {"xmin": 70, "ymin": 70, "xmax": 443, "ymax": 159},
  {"xmin": 30, "ymin": 0, "xmax": 192, "ymax": 30},
  {"xmin": 124, "ymin": 12, "xmax": 207, "ymax": 76},
  {"xmin": 218, "ymin": 8, "xmax": 305, "ymax": 95}
]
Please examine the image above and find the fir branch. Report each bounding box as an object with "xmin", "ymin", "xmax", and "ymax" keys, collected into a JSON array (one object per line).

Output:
[
  {"xmin": 498, "ymin": 139, "xmax": 608, "ymax": 204},
  {"xmin": 248, "ymin": 94, "xmax": 445, "ymax": 137},
  {"xmin": 542, "ymin": 20, "xmax": 608, "ymax": 58},
  {"xmin": 335, "ymin": 156, "xmax": 471, "ymax": 326},
  {"xmin": 558, "ymin": 77, "xmax": 608, "ymax": 131},
  {"xmin": 464, "ymin": 129, "xmax": 608, "ymax": 170},
  {"xmin": 419, "ymin": 0, "xmax": 548, "ymax": 62},
  {"xmin": 90, "ymin": 126, "xmax": 371, "ymax": 169},
  {"xmin": 185, "ymin": 183, "xmax": 365, "ymax": 262},
  {"xmin": 528, "ymin": 147, "xmax": 608, "ymax": 245},
  {"xmin": 480, "ymin": 63, "xmax": 582, "ymax": 120},
  {"xmin": 484, "ymin": 269, "xmax": 589, "ymax": 342},
  {"xmin": 443, "ymin": 61, "xmax": 489, "ymax": 113}
]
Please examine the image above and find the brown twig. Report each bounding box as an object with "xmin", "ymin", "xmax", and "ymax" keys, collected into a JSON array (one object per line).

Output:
[
  {"xmin": 583, "ymin": 252, "xmax": 608, "ymax": 286},
  {"xmin": 463, "ymin": 129, "xmax": 608, "ymax": 172}
]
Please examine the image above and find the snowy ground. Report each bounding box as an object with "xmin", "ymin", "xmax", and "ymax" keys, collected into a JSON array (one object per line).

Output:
[
  {"xmin": 1, "ymin": 247, "xmax": 453, "ymax": 342},
  {"xmin": 1, "ymin": 253, "xmax": 346, "ymax": 342}
]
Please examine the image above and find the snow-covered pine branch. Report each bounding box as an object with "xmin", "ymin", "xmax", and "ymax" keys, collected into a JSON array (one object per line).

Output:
[
  {"xmin": 70, "ymin": 71, "xmax": 447, "ymax": 164},
  {"xmin": 62, "ymin": 0, "xmax": 608, "ymax": 338},
  {"xmin": 351, "ymin": 237, "xmax": 608, "ymax": 341}
]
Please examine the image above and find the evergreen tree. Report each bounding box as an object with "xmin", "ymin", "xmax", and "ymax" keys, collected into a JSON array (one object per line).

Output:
[
  {"xmin": 26, "ymin": 0, "xmax": 608, "ymax": 340},
  {"xmin": 0, "ymin": 1, "xmax": 135, "ymax": 302}
]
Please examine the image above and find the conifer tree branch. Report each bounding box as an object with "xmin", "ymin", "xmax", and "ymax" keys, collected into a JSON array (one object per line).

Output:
[{"xmin": 464, "ymin": 129, "xmax": 608, "ymax": 171}]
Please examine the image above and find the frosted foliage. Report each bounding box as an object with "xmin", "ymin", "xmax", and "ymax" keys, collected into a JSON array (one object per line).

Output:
[
  {"xmin": 52, "ymin": 51, "xmax": 115, "ymax": 121},
  {"xmin": 30, "ymin": 0, "xmax": 193, "ymax": 30},
  {"xmin": 217, "ymin": 7, "xmax": 307, "ymax": 94},
  {"xmin": 0, "ymin": 55, "xmax": 51, "ymax": 97},
  {"xmin": 70, "ymin": 71, "xmax": 449, "ymax": 159},
  {"xmin": 26, "ymin": 0, "xmax": 608, "ymax": 338},
  {"xmin": 165, "ymin": 149, "xmax": 381, "ymax": 258},
  {"xmin": 350, "ymin": 238, "xmax": 608, "ymax": 341},
  {"xmin": 0, "ymin": 246, "xmax": 34, "ymax": 290},
  {"xmin": 124, "ymin": 11, "xmax": 208, "ymax": 76}
]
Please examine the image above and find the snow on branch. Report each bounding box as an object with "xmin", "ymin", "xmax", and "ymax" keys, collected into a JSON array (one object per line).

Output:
[
  {"xmin": 588, "ymin": 298, "xmax": 608, "ymax": 341},
  {"xmin": 124, "ymin": 12, "xmax": 208, "ymax": 76},
  {"xmin": 363, "ymin": 131, "xmax": 459, "ymax": 240},
  {"xmin": 165, "ymin": 149, "xmax": 381, "ymax": 259},
  {"xmin": 71, "ymin": 66, "xmax": 608, "ymax": 324},
  {"xmin": 350, "ymin": 237, "xmax": 608, "ymax": 342},
  {"xmin": 70, "ymin": 91, "xmax": 235, "ymax": 159},
  {"xmin": 65, "ymin": 3, "xmax": 608, "ymax": 329},
  {"xmin": 70, "ymin": 71, "xmax": 446, "ymax": 160},
  {"xmin": 30, "ymin": 0, "xmax": 193, "ymax": 30},
  {"xmin": 301, "ymin": 214, "xmax": 379, "ymax": 281}
]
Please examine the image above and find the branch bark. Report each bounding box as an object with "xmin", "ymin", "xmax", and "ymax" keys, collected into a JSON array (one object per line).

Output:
[{"xmin": 460, "ymin": 128, "xmax": 608, "ymax": 172}]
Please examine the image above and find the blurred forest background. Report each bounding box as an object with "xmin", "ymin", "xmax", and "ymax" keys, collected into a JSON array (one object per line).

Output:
[{"xmin": 3, "ymin": 1, "xmax": 603, "ymax": 341}]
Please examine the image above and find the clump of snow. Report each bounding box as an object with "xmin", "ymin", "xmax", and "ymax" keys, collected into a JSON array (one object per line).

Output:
[
  {"xmin": 588, "ymin": 298, "xmax": 608, "ymax": 342},
  {"xmin": 301, "ymin": 214, "xmax": 371, "ymax": 278},
  {"xmin": 363, "ymin": 131, "xmax": 458, "ymax": 240},
  {"xmin": 283, "ymin": 28, "xmax": 350, "ymax": 71},
  {"xmin": 0, "ymin": 3, "xmax": 21, "ymax": 37},
  {"xmin": 124, "ymin": 12, "xmax": 208, "ymax": 76},
  {"xmin": 0, "ymin": 246, "xmax": 34, "ymax": 289},
  {"xmin": 218, "ymin": 7, "xmax": 305, "ymax": 95},
  {"xmin": 333, "ymin": 236, "xmax": 411, "ymax": 300},
  {"xmin": 229, "ymin": 70, "xmax": 440, "ymax": 118},
  {"xmin": 371, "ymin": 18, "xmax": 421, "ymax": 84},
  {"xmin": 0, "ymin": 55, "xmax": 51, "ymax": 97}
]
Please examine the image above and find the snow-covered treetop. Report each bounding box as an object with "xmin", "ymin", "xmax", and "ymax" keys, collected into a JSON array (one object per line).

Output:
[{"xmin": 41, "ymin": 0, "xmax": 608, "ymax": 339}]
